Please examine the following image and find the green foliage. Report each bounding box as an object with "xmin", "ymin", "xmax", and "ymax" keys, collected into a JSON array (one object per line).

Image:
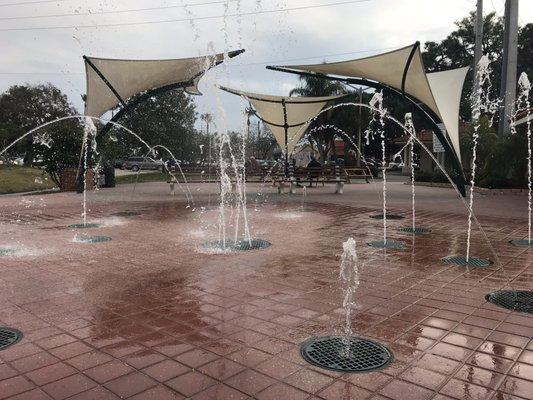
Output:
[
  {"xmin": 0, "ymin": 84, "xmax": 79, "ymax": 165},
  {"xmin": 461, "ymin": 118, "xmax": 528, "ymax": 188},
  {"xmin": 422, "ymin": 12, "xmax": 533, "ymax": 122},
  {"xmin": 103, "ymin": 89, "xmax": 198, "ymax": 162},
  {"xmin": 289, "ymin": 74, "xmax": 350, "ymax": 162},
  {"xmin": 0, "ymin": 165, "xmax": 56, "ymax": 194},
  {"xmin": 34, "ymin": 119, "xmax": 84, "ymax": 186}
]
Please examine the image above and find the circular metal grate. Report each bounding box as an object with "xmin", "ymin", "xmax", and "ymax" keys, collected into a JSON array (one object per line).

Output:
[
  {"xmin": 442, "ymin": 255, "xmax": 492, "ymax": 267},
  {"xmin": 0, "ymin": 328, "xmax": 23, "ymax": 351},
  {"xmin": 203, "ymin": 238, "xmax": 271, "ymax": 252},
  {"xmin": 370, "ymin": 213, "xmax": 404, "ymax": 220},
  {"xmin": 0, "ymin": 248, "xmax": 16, "ymax": 256},
  {"xmin": 68, "ymin": 223, "xmax": 99, "ymax": 229},
  {"xmin": 509, "ymin": 239, "xmax": 533, "ymax": 247},
  {"xmin": 367, "ymin": 240, "xmax": 406, "ymax": 250},
  {"xmin": 485, "ymin": 291, "xmax": 533, "ymax": 314},
  {"xmin": 74, "ymin": 235, "xmax": 112, "ymax": 244},
  {"xmin": 398, "ymin": 227, "xmax": 432, "ymax": 235},
  {"xmin": 300, "ymin": 336, "xmax": 393, "ymax": 373},
  {"xmin": 111, "ymin": 211, "xmax": 142, "ymax": 217}
]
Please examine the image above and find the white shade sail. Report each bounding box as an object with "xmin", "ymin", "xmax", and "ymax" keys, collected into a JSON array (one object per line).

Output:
[
  {"xmin": 426, "ymin": 67, "xmax": 469, "ymax": 162},
  {"xmin": 277, "ymin": 43, "xmax": 468, "ymax": 161},
  {"xmin": 84, "ymin": 50, "xmax": 243, "ymax": 117},
  {"xmin": 220, "ymin": 86, "xmax": 347, "ymax": 153}
]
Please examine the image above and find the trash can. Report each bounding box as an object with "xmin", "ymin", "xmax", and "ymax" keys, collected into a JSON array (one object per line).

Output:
[{"xmin": 102, "ymin": 165, "xmax": 115, "ymax": 188}]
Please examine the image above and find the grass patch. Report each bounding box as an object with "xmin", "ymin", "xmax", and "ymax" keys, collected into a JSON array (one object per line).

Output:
[{"xmin": 0, "ymin": 165, "xmax": 56, "ymax": 194}]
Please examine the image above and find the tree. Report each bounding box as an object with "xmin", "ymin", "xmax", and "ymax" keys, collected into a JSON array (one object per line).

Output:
[
  {"xmin": 0, "ymin": 84, "xmax": 79, "ymax": 165},
  {"xmin": 422, "ymin": 11, "xmax": 533, "ymax": 122},
  {"xmin": 104, "ymin": 89, "xmax": 198, "ymax": 163},
  {"xmin": 289, "ymin": 74, "xmax": 348, "ymax": 162}
]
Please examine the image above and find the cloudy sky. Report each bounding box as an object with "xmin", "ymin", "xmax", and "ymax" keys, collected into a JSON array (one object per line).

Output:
[{"xmin": 1, "ymin": 0, "xmax": 532, "ymax": 132}]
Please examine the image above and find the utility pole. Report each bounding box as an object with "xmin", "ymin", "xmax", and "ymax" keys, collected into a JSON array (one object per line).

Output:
[
  {"xmin": 357, "ymin": 87, "xmax": 363, "ymax": 167},
  {"xmin": 257, "ymin": 121, "xmax": 261, "ymax": 158},
  {"xmin": 473, "ymin": 0, "xmax": 484, "ymax": 102},
  {"xmin": 498, "ymin": 0, "xmax": 519, "ymax": 136}
]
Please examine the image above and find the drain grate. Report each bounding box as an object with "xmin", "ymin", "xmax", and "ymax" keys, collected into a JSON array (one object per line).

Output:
[
  {"xmin": 0, "ymin": 248, "xmax": 16, "ymax": 256},
  {"xmin": 509, "ymin": 239, "xmax": 533, "ymax": 247},
  {"xmin": 367, "ymin": 240, "xmax": 406, "ymax": 250},
  {"xmin": 203, "ymin": 238, "xmax": 271, "ymax": 252},
  {"xmin": 442, "ymin": 255, "xmax": 492, "ymax": 267},
  {"xmin": 74, "ymin": 235, "xmax": 112, "ymax": 244},
  {"xmin": 485, "ymin": 291, "xmax": 533, "ymax": 314},
  {"xmin": 0, "ymin": 328, "xmax": 23, "ymax": 351},
  {"xmin": 68, "ymin": 223, "xmax": 99, "ymax": 229},
  {"xmin": 370, "ymin": 213, "xmax": 404, "ymax": 220},
  {"xmin": 300, "ymin": 336, "xmax": 393, "ymax": 373},
  {"xmin": 111, "ymin": 211, "xmax": 142, "ymax": 217},
  {"xmin": 399, "ymin": 227, "xmax": 432, "ymax": 235}
]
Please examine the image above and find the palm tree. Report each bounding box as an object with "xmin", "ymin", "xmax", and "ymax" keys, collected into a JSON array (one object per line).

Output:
[
  {"xmin": 290, "ymin": 75, "xmax": 347, "ymax": 163},
  {"xmin": 289, "ymin": 75, "xmax": 345, "ymax": 97}
]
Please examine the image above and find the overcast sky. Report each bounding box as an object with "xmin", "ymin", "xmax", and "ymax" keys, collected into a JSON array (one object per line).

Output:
[{"xmin": 1, "ymin": 0, "xmax": 532, "ymax": 133}]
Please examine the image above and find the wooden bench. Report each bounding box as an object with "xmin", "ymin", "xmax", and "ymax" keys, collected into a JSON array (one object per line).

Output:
[
  {"xmin": 343, "ymin": 167, "xmax": 372, "ymax": 183},
  {"xmin": 273, "ymin": 166, "xmax": 347, "ymax": 194}
]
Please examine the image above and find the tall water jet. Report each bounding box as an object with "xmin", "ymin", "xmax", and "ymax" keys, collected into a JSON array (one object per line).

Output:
[
  {"xmin": 405, "ymin": 113, "xmax": 416, "ymax": 232},
  {"xmin": 81, "ymin": 118, "xmax": 97, "ymax": 227},
  {"xmin": 368, "ymin": 92, "xmax": 388, "ymax": 244},
  {"xmin": 466, "ymin": 55, "xmax": 499, "ymax": 261},
  {"xmin": 511, "ymin": 72, "xmax": 532, "ymax": 246},
  {"xmin": 339, "ymin": 237, "xmax": 359, "ymax": 343}
]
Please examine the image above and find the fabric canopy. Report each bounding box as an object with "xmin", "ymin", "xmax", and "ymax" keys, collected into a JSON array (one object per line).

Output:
[
  {"xmin": 219, "ymin": 86, "xmax": 347, "ymax": 153},
  {"xmin": 275, "ymin": 43, "xmax": 468, "ymax": 161},
  {"xmin": 84, "ymin": 50, "xmax": 243, "ymax": 117}
]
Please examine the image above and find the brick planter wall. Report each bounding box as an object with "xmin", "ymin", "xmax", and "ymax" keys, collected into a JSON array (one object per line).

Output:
[{"xmin": 60, "ymin": 168, "xmax": 94, "ymax": 192}]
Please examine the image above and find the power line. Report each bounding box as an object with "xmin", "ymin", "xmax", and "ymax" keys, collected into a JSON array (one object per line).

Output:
[
  {"xmin": 0, "ymin": 0, "xmax": 372, "ymax": 32},
  {"xmin": 0, "ymin": 0, "xmax": 68, "ymax": 7},
  {"xmin": 0, "ymin": 0, "xmax": 242, "ymax": 21},
  {"xmin": 0, "ymin": 45, "xmax": 393, "ymax": 75}
]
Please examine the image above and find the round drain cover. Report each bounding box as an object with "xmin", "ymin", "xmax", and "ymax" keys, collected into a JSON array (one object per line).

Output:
[
  {"xmin": 68, "ymin": 223, "xmax": 99, "ymax": 229},
  {"xmin": 370, "ymin": 214, "xmax": 404, "ymax": 220},
  {"xmin": 74, "ymin": 235, "xmax": 112, "ymax": 244},
  {"xmin": 509, "ymin": 239, "xmax": 533, "ymax": 247},
  {"xmin": 486, "ymin": 291, "xmax": 533, "ymax": 314},
  {"xmin": 442, "ymin": 255, "xmax": 492, "ymax": 267},
  {"xmin": 399, "ymin": 227, "xmax": 431, "ymax": 235},
  {"xmin": 112, "ymin": 211, "xmax": 142, "ymax": 217},
  {"xmin": 0, "ymin": 328, "xmax": 23, "ymax": 351},
  {"xmin": 0, "ymin": 248, "xmax": 16, "ymax": 256},
  {"xmin": 367, "ymin": 240, "xmax": 406, "ymax": 250},
  {"xmin": 300, "ymin": 336, "xmax": 393, "ymax": 373},
  {"xmin": 204, "ymin": 238, "xmax": 271, "ymax": 252}
]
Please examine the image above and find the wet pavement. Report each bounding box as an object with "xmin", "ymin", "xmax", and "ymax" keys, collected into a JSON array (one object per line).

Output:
[{"xmin": 0, "ymin": 182, "xmax": 532, "ymax": 399}]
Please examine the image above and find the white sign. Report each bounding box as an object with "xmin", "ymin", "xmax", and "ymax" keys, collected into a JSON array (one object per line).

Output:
[{"xmin": 433, "ymin": 124, "xmax": 446, "ymax": 153}]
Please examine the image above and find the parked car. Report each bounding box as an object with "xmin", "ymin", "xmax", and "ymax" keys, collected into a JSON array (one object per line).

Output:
[
  {"xmin": 122, "ymin": 157, "xmax": 163, "ymax": 172},
  {"xmin": 114, "ymin": 158, "xmax": 125, "ymax": 169}
]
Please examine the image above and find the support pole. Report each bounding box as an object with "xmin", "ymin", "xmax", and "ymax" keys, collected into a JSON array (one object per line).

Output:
[
  {"xmin": 473, "ymin": 0, "xmax": 484, "ymax": 102},
  {"xmin": 282, "ymin": 99, "xmax": 289, "ymax": 178},
  {"xmin": 498, "ymin": 0, "xmax": 519, "ymax": 136},
  {"xmin": 357, "ymin": 87, "xmax": 363, "ymax": 167}
]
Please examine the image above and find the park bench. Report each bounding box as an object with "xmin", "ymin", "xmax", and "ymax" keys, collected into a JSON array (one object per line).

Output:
[
  {"xmin": 273, "ymin": 165, "xmax": 348, "ymax": 194},
  {"xmin": 343, "ymin": 167, "xmax": 372, "ymax": 183}
]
